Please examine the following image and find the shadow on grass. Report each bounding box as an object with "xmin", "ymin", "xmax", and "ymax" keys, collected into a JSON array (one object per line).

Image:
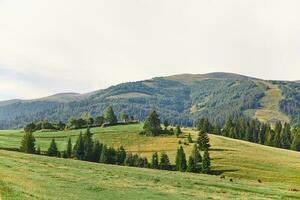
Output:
[
  {"xmin": 210, "ymin": 148, "xmax": 235, "ymax": 152},
  {"xmin": 210, "ymin": 169, "xmax": 239, "ymax": 175}
]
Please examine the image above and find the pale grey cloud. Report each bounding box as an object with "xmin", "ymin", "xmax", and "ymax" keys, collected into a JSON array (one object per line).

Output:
[{"xmin": 0, "ymin": 0, "xmax": 300, "ymax": 100}]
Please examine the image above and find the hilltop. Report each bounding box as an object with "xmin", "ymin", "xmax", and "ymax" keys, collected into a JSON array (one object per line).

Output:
[{"xmin": 0, "ymin": 72, "xmax": 299, "ymax": 129}]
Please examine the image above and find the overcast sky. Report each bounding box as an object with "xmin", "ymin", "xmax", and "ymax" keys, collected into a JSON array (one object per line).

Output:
[{"xmin": 0, "ymin": 0, "xmax": 300, "ymax": 100}]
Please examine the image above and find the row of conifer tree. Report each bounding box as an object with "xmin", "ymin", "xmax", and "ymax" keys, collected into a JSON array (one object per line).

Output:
[{"xmin": 20, "ymin": 126, "xmax": 212, "ymax": 174}]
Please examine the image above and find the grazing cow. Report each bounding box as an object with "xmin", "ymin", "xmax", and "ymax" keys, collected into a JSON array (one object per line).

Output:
[
  {"xmin": 230, "ymin": 179, "xmax": 233, "ymax": 182},
  {"xmin": 220, "ymin": 175, "xmax": 225, "ymax": 179},
  {"xmin": 258, "ymin": 179, "xmax": 262, "ymax": 183}
]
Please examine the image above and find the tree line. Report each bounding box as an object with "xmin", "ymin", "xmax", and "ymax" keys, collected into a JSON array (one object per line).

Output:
[
  {"xmin": 24, "ymin": 106, "xmax": 136, "ymax": 132},
  {"xmin": 20, "ymin": 119, "xmax": 212, "ymax": 174},
  {"xmin": 197, "ymin": 117, "xmax": 300, "ymax": 152}
]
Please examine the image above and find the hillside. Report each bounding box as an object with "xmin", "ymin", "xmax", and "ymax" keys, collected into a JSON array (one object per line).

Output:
[
  {"xmin": 0, "ymin": 124, "xmax": 299, "ymax": 199},
  {"xmin": 0, "ymin": 72, "xmax": 299, "ymax": 129}
]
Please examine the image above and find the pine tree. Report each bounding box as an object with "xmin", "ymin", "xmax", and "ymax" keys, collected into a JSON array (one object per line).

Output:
[
  {"xmin": 281, "ymin": 123, "xmax": 291, "ymax": 149},
  {"xmin": 259, "ymin": 123, "xmax": 267, "ymax": 145},
  {"xmin": 99, "ymin": 145, "xmax": 108, "ymax": 163},
  {"xmin": 143, "ymin": 111, "xmax": 162, "ymax": 136},
  {"xmin": 107, "ymin": 147, "xmax": 117, "ymax": 164},
  {"xmin": 20, "ymin": 131, "xmax": 36, "ymax": 154},
  {"xmin": 266, "ymin": 129, "xmax": 276, "ymax": 146},
  {"xmin": 151, "ymin": 152, "xmax": 159, "ymax": 169},
  {"xmin": 92, "ymin": 141, "xmax": 102, "ymax": 162},
  {"xmin": 36, "ymin": 146, "xmax": 41, "ymax": 155},
  {"xmin": 175, "ymin": 146, "xmax": 187, "ymax": 172},
  {"xmin": 66, "ymin": 137, "xmax": 72, "ymax": 158},
  {"xmin": 187, "ymin": 156, "xmax": 196, "ymax": 173},
  {"xmin": 83, "ymin": 128, "xmax": 94, "ymax": 161},
  {"xmin": 116, "ymin": 146, "xmax": 126, "ymax": 165},
  {"xmin": 125, "ymin": 153, "xmax": 134, "ymax": 166},
  {"xmin": 175, "ymin": 125, "xmax": 182, "ymax": 138},
  {"xmin": 105, "ymin": 106, "xmax": 118, "ymax": 125},
  {"xmin": 73, "ymin": 132, "xmax": 85, "ymax": 160},
  {"xmin": 191, "ymin": 144, "xmax": 202, "ymax": 172},
  {"xmin": 159, "ymin": 152, "xmax": 171, "ymax": 170},
  {"xmin": 202, "ymin": 149, "xmax": 211, "ymax": 174},
  {"xmin": 197, "ymin": 132, "xmax": 210, "ymax": 151},
  {"xmin": 47, "ymin": 139, "xmax": 59, "ymax": 157},
  {"xmin": 291, "ymin": 132, "xmax": 300, "ymax": 151}
]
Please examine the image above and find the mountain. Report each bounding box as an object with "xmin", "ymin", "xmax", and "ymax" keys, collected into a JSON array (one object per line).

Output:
[{"xmin": 0, "ymin": 72, "xmax": 299, "ymax": 129}]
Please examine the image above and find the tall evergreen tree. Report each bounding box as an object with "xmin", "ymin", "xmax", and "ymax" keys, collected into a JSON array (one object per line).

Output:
[
  {"xmin": 202, "ymin": 149, "xmax": 211, "ymax": 174},
  {"xmin": 73, "ymin": 132, "xmax": 85, "ymax": 160},
  {"xmin": 159, "ymin": 152, "xmax": 171, "ymax": 170},
  {"xmin": 66, "ymin": 137, "xmax": 72, "ymax": 158},
  {"xmin": 92, "ymin": 141, "xmax": 102, "ymax": 162},
  {"xmin": 99, "ymin": 145, "xmax": 108, "ymax": 163},
  {"xmin": 36, "ymin": 145, "xmax": 41, "ymax": 155},
  {"xmin": 187, "ymin": 156, "xmax": 197, "ymax": 173},
  {"xmin": 20, "ymin": 131, "xmax": 36, "ymax": 154},
  {"xmin": 125, "ymin": 153, "xmax": 134, "ymax": 166},
  {"xmin": 175, "ymin": 146, "xmax": 187, "ymax": 172},
  {"xmin": 191, "ymin": 144, "xmax": 202, "ymax": 172},
  {"xmin": 116, "ymin": 146, "xmax": 126, "ymax": 165},
  {"xmin": 281, "ymin": 123, "xmax": 292, "ymax": 149},
  {"xmin": 107, "ymin": 147, "xmax": 117, "ymax": 164},
  {"xmin": 151, "ymin": 152, "xmax": 159, "ymax": 169},
  {"xmin": 291, "ymin": 131, "xmax": 300, "ymax": 151},
  {"xmin": 83, "ymin": 128, "xmax": 94, "ymax": 161},
  {"xmin": 105, "ymin": 106, "xmax": 118, "ymax": 125},
  {"xmin": 143, "ymin": 111, "xmax": 162, "ymax": 136},
  {"xmin": 47, "ymin": 139, "xmax": 59, "ymax": 157},
  {"xmin": 197, "ymin": 132, "xmax": 210, "ymax": 151},
  {"xmin": 175, "ymin": 125, "xmax": 182, "ymax": 138}
]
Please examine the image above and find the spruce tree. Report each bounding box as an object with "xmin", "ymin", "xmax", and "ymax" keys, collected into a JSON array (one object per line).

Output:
[
  {"xmin": 125, "ymin": 153, "xmax": 134, "ymax": 166},
  {"xmin": 47, "ymin": 139, "xmax": 59, "ymax": 157},
  {"xmin": 175, "ymin": 125, "xmax": 182, "ymax": 138},
  {"xmin": 291, "ymin": 132, "xmax": 300, "ymax": 151},
  {"xmin": 143, "ymin": 111, "xmax": 162, "ymax": 136},
  {"xmin": 151, "ymin": 152, "xmax": 159, "ymax": 169},
  {"xmin": 202, "ymin": 149, "xmax": 211, "ymax": 174},
  {"xmin": 66, "ymin": 137, "xmax": 72, "ymax": 158},
  {"xmin": 159, "ymin": 152, "xmax": 171, "ymax": 170},
  {"xmin": 107, "ymin": 147, "xmax": 117, "ymax": 164},
  {"xmin": 99, "ymin": 145, "xmax": 108, "ymax": 163},
  {"xmin": 73, "ymin": 132, "xmax": 85, "ymax": 160},
  {"xmin": 116, "ymin": 146, "xmax": 126, "ymax": 165},
  {"xmin": 92, "ymin": 141, "xmax": 102, "ymax": 162},
  {"xmin": 191, "ymin": 144, "xmax": 202, "ymax": 172},
  {"xmin": 197, "ymin": 132, "xmax": 210, "ymax": 151},
  {"xmin": 83, "ymin": 128, "xmax": 94, "ymax": 161},
  {"xmin": 187, "ymin": 156, "xmax": 196, "ymax": 173},
  {"xmin": 281, "ymin": 123, "xmax": 291, "ymax": 149},
  {"xmin": 175, "ymin": 146, "xmax": 187, "ymax": 172},
  {"xmin": 36, "ymin": 146, "xmax": 41, "ymax": 155},
  {"xmin": 105, "ymin": 106, "xmax": 118, "ymax": 125},
  {"xmin": 20, "ymin": 131, "xmax": 36, "ymax": 154}
]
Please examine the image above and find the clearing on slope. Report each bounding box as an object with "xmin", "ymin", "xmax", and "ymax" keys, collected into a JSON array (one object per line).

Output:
[{"xmin": 246, "ymin": 81, "xmax": 289, "ymax": 125}]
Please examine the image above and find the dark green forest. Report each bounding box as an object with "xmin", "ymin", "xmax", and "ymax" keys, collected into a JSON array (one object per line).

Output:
[{"xmin": 1, "ymin": 73, "xmax": 300, "ymax": 129}]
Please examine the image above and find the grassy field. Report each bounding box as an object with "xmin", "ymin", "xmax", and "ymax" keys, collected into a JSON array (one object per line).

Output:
[
  {"xmin": 253, "ymin": 82, "xmax": 289, "ymax": 125},
  {"xmin": 0, "ymin": 124, "xmax": 300, "ymax": 199}
]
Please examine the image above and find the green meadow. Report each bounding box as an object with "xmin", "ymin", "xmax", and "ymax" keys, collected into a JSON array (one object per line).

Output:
[{"xmin": 0, "ymin": 124, "xmax": 300, "ymax": 199}]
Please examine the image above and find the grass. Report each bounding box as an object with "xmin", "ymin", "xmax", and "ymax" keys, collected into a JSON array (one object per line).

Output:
[
  {"xmin": 0, "ymin": 124, "xmax": 300, "ymax": 199},
  {"xmin": 253, "ymin": 82, "xmax": 290, "ymax": 125}
]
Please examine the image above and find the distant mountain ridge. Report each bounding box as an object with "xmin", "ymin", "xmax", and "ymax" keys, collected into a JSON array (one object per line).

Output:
[{"xmin": 0, "ymin": 72, "xmax": 299, "ymax": 129}]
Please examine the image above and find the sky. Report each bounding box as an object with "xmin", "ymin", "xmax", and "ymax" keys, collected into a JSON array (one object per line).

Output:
[{"xmin": 0, "ymin": 0, "xmax": 300, "ymax": 100}]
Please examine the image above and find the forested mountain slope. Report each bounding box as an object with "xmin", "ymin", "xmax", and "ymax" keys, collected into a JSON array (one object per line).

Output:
[{"xmin": 0, "ymin": 72, "xmax": 299, "ymax": 128}]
